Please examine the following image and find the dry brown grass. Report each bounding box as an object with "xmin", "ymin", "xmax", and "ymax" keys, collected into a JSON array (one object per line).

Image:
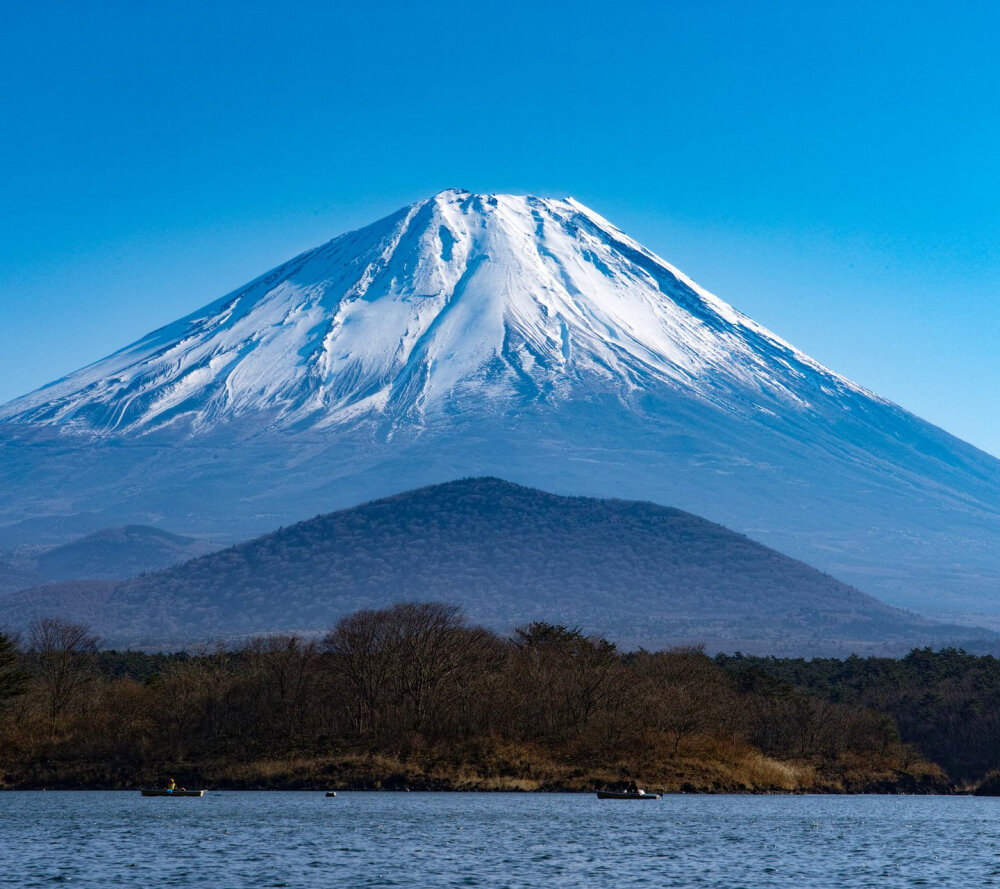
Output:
[{"xmin": 0, "ymin": 736, "xmax": 951, "ymax": 794}]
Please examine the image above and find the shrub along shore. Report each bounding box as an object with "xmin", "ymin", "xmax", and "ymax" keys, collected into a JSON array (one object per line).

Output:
[{"xmin": 1, "ymin": 603, "xmax": 997, "ymax": 793}]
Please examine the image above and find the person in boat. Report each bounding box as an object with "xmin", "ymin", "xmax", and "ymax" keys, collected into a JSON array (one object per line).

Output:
[
  {"xmin": 626, "ymin": 780, "xmax": 646, "ymax": 795},
  {"xmin": 167, "ymin": 778, "xmax": 176, "ymax": 791}
]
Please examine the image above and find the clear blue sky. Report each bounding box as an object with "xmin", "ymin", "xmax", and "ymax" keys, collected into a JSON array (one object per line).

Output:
[{"xmin": 2, "ymin": 0, "xmax": 998, "ymax": 455}]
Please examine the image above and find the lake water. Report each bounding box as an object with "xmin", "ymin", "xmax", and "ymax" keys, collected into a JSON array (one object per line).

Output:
[{"xmin": 3, "ymin": 792, "xmax": 1000, "ymax": 887}]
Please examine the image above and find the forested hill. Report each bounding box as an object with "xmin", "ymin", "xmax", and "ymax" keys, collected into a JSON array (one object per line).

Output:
[
  {"xmin": 3, "ymin": 478, "xmax": 988, "ymax": 653},
  {"xmin": 32, "ymin": 525, "xmax": 220, "ymax": 581}
]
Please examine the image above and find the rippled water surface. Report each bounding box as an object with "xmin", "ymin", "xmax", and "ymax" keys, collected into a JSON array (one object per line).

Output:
[{"xmin": 3, "ymin": 792, "xmax": 1000, "ymax": 887}]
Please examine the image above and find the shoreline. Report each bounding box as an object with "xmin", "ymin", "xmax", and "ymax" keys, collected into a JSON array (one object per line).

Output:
[
  {"xmin": 0, "ymin": 760, "xmax": 956, "ymax": 795},
  {"xmin": 0, "ymin": 786, "xmax": 972, "ymax": 795}
]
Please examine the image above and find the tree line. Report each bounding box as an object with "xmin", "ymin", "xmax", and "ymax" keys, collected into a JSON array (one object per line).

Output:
[
  {"xmin": 718, "ymin": 649, "xmax": 1000, "ymax": 784},
  {"xmin": 0, "ymin": 604, "xmax": 986, "ymax": 791}
]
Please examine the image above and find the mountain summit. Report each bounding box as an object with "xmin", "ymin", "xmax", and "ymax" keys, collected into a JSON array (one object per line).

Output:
[
  {"xmin": 2, "ymin": 191, "xmax": 999, "ymax": 625},
  {"xmin": 0, "ymin": 189, "xmax": 871, "ymax": 434}
]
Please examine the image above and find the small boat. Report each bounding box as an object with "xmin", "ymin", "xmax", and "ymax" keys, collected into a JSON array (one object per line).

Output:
[
  {"xmin": 596, "ymin": 790, "xmax": 660, "ymax": 800},
  {"xmin": 140, "ymin": 789, "xmax": 206, "ymax": 797},
  {"xmin": 325, "ymin": 791, "xmax": 338, "ymax": 797}
]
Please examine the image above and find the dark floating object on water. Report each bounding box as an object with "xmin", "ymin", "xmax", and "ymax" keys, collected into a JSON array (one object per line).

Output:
[
  {"xmin": 140, "ymin": 789, "xmax": 206, "ymax": 797},
  {"xmin": 325, "ymin": 791, "xmax": 338, "ymax": 797},
  {"xmin": 596, "ymin": 790, "xmax": 661, "ymax": 800}
]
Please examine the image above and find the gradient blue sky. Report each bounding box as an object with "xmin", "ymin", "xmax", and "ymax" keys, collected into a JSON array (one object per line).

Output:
[{"xmin": 2, "ymin": 0, "xmax": 998, "ymax": 454}]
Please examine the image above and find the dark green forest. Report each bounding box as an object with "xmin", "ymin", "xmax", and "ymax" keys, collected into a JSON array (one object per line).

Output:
[
  {"xmin": 2, "ymin": 603, "xmax": 998, "ymax": 793},
  {"xmin": 717, "ymin": 650, "xmax": 1000, "ymax": 784}
]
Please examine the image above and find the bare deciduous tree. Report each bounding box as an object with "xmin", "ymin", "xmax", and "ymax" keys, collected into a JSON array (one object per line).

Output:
[
  {"xmin": 511, "ymin": 622, "xmax": 628, "ymax": 743},
  {"xmin": 28, "ymin": 618, "xmax": 99, "ymax": 729},
  {"xmin": 324, "ymin": 602, "xmax": 494, "ymax": 739},
  {"xmin": 632, "ymin": 647, "xmax": 732, "ymax": 755},
  {"xmin": 242, "ymin": 634, "xmax": 322, "ymax": 746}
]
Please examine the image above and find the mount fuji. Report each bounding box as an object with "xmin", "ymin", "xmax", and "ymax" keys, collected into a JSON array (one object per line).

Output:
[{"xmin": 1, "ymin": 189, "xmax": 999, "ymax": 624}]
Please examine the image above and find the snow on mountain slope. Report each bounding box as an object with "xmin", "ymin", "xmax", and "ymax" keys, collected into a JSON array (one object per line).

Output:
[
  {"xmin": 2, "ymin": 190, "xmax": 999, "ymax": 625},
  {"xmin": 0, "ymin": 189, "xmax": 875, "ymax": 434}
]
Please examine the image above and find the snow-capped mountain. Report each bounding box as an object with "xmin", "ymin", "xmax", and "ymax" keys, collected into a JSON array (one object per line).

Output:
[
  {"xmin": 0, "ymin": 189, "xmax": 873, "ymax": 434},
  {"xmin": 2, "ymin": 190, "xmax": 999, "ymax": 625}
]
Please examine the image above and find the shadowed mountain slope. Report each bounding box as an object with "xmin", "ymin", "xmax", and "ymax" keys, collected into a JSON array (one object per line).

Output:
[{"xmin": 2, "ymin": 479, "xmax": 989, "ymax": 655}]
